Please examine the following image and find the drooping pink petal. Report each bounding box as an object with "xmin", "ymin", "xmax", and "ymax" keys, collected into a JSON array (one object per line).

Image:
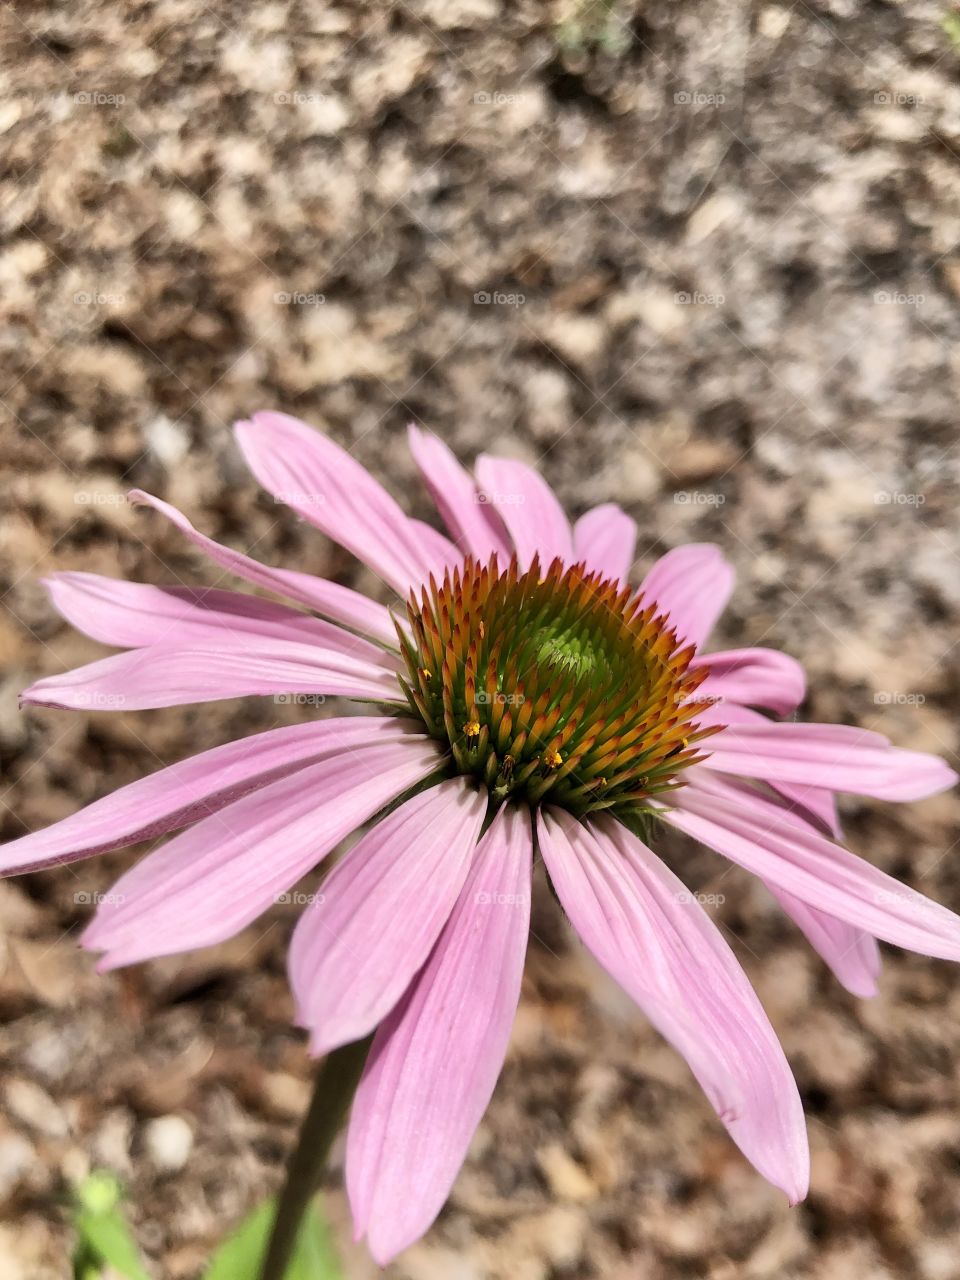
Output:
[
  {"xmin": 686, "ymin": 770, "xmax": 877, "ymax": 995},
  {"xmin": 638, "ymin": 544, "xmax": 735, "ymax": 649},
  {"xmin": 43, "ymin": 572, "xmax": 399, "ymax": 667},
  {"xmin": 347, "ymin": 804, "xmax": 531, "ymax": 1264},
  {"xmin": 692, "ymin": 646, "xmax": 806, "ymax": 715},
  {"xmin": 474, "ymin": 454, "xmax": 573, "ymax": 570},
  {"xmin": 537, "ymin": 809, "xmax": 809, "ymax": 1203},
  {"xmin": 660, "ymin": 785, "xmax": 960, "ymax": 960},
  {"xmin": 235, "ymin": 413, "xmax": 459, "ymax": 595},
  {"xmin": 82, "ymin": 736, "xmax": 443, "ymax": 967},
  {"xmin": 289, "ymin": 778, "xmax": 487, "ymax": 1056},
  {"xmin": 572, "ymin": 504, "xmax": 637, "ymax": 584},
  {"xmin": 21, "ymin": 639, "xmax": 403, "ymax": 712},
  {"xmin": 701, "ymin": 721, "xmax": 957, "ymax": 802},
  {"xmin": 767, "ymin": 885, "xmax": 881, "ymax": 997},
  {"xmin": 128, "ymin": 490, "xmax": 398, "ymax": 648},
  {"xmin": 0, "ymin": 717, "xmax": 423, "ymax": 876},
  {"xmin": 407, "ymin": 425, "xmax": 510, "ymax": 562}
]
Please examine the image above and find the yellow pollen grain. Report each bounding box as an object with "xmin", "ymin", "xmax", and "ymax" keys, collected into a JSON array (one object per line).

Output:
[
  {"xmin": 420, "ymin": 667, "xmax": 432, "ymax": 680},
  {"xmin": 545, "ymin": 749, "xmax": 563, "ymax": 768},
  {"xmin": 464, "ymin": 720, "xmax": 481, "ymax": 738}
]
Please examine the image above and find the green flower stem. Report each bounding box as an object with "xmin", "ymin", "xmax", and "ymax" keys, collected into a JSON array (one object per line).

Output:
[{"xmin": 259, "ymin": 1037, "xmax": 371, "ymax": 1280}]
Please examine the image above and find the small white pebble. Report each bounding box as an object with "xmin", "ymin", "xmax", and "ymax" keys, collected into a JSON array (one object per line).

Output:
[
  {"xmin": 143, "ymin": 1115, "xmax": 194, "ymax": 1172},
  {"xmin": 144, "ymin": 414, "xmax": 190, "ymax": 468}
]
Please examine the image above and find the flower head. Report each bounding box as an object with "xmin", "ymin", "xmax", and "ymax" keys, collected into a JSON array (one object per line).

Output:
[
  {"xmin": 4, "ymin": 412, "xmax": 958, "ymax": 1263},
  {"xmin": 400, "ymin": 553, "xmax": 719, "ymax": 812}
]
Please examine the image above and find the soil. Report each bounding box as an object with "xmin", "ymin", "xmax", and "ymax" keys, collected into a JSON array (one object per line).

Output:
[{"xmin": 1, "ymin": 0, "xmax": 960, "ymax": 1277}]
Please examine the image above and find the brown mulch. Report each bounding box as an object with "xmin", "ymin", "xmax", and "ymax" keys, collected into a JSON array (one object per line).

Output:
[{"xmin": 1, "ymin": 1, "xmax": 960, "ymax": 1276}]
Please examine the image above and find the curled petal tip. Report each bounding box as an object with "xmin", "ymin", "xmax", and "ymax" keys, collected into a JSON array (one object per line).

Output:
[{"xmin": 19, "ymin": 682, "xmax": 43, "ymax": 708}]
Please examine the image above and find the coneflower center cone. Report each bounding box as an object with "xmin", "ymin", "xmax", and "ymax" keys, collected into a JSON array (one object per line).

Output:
[{"xmin": 398, "ymin": 554, "xmax": 722, "ymax": 818}]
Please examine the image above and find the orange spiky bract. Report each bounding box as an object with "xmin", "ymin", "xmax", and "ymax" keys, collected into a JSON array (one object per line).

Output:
[{"xmin": 397, "ymin": 553, "xmax": 723, "ymax": 820}]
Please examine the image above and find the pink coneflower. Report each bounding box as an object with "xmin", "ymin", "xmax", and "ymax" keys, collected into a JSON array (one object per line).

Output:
[{"xmin": 5, "ymin": 413, "xmax": 958, "ymax": 1261}]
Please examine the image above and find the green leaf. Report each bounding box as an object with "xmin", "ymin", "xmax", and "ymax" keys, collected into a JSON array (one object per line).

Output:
[
  {"xmin": 205, "ymin": 1197, "xmax": 341, "ymax": 1280},
  {"xmin": 71, "ymin": 1172, "xmax": 151, "ymax": 1280}
]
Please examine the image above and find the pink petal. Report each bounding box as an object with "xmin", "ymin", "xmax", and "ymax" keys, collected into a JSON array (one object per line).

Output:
[
  {"xmin": 702, "ymin": 721, "xmax": 957, "ymax": 801},
  {"xmin": 474, "ymin": 454, "xmax": 573, "ymax": 570},
  {"xmin": 696, "ymin": 702, "xmax": 841, "ymax": 837},
  {"xmin": 0, "ymin": 716, "xmax": 423, "ymax": 875},
  {"xmin": 289, "ymin": 778, "xmax": 487, "ymax": 1056},
  {"xmin": 347, "ymin": 804, "xmax": 531, "ymax": 1264},
  {"xmin": 82, "ymin": 736, "xmax": 442, "ymax": 966},
  {"xmin": 235, "ymin": 413, "xmax": 459, "ymax": 596},
  {"xmin": 770, "ymin": 782, "xmax": 842, "ymax": 838},
  {"xmin": 409, "ymin": 518, "xmax": 464, "ymax": 575},
  {"xmin": 767, "ymin": 885, "xmax": 881, "ymax": 998},
  {"xmin": 128, "ymin": 490, "xmax": 397, "ymax": 648},
  {"xmin": 661, "ymin": 784, "xmax": 960, "ymax": 960},
  {"xmin": 693, "ymin": 647, "xmax": 806, "ymax": 715},
  {"xmin": 687, "ymin": 770, "xmax": 876, "ymax": 995},
  {"xmin": 21, "ymin": 639, "xmax": 402, "ymax": 712},
  {"xmin": 43, "ymin": 572, "xmax": 398, "ymax": 667},
  {"xmin": 638, "ymin": 544, "xmax": 735, "ymax": 649},
  {"xmin": 407, "ymin": 425, "xmax": 510, "ymax": 562},
  {"xmin": 572, "ymin": 504, "xmax": 637, "ymax": 584},
  {"xmin": 537, "ymin": 809, "xmax": 809, "ymax": 1203}
]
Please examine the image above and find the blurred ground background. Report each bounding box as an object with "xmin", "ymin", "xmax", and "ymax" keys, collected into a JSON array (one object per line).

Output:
[{"xmin": 2, "ymin": 0, "xmax": 960, "ymax": 1276}]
